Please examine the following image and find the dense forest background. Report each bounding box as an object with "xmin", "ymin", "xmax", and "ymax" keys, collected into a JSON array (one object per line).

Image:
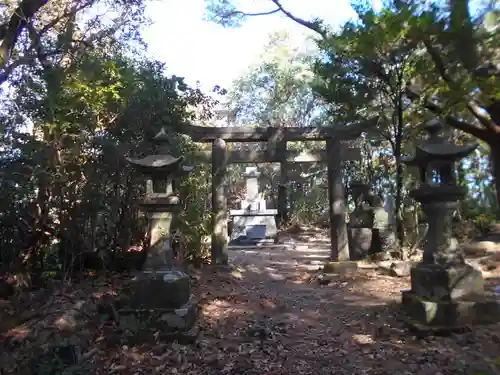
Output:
[{"xmin": 0, "ymin": 0, "xmax": 498, "ymax": 280}]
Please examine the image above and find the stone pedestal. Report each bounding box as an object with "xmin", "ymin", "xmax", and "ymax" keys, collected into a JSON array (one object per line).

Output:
[
  {"xmin": 410, "ymin": 263, "xmax": 484, "ymax": 301},
  {"xmin": 230, "ymin": 211, "xmax": 278, "ymax": 242},
  {"xmin": 119, "ymin": 270, "xmax": 199, "ymax": 343},
  {"xmin": 402, "ymin": 242, "xmax": 500, "ymax": 330}
]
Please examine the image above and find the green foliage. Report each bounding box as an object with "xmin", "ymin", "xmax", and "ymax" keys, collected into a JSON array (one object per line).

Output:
[
  {"xmin": 0, "ymin": 1, "xmax": 215, "ymax": 274},
  {"xmin": 177, "ymin": 146, "xmax": 213, "ymax": 265},
  {"xmin": 471, "ymin": 213, "xmax": 496, "ymax": 237},
  {"xmin": 204, "ymin": 0, "xmax": 247, "ymax": 27},
  {"xmin": 229, "ymin": 31, "xmax": 321, "ymax": 127}
]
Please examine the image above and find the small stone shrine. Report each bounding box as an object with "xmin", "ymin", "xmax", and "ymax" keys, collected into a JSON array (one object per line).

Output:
[
  {"xmin": 230, "ymin": 166, "xmax": 278, "ymax": 244},
  {"xmin": 401, "ymin": 119, "xmax": 500, "ymax": 329},
  {"xmin": 348, "ymin": 182, "xmax": 395, "ymax": 260},
  {"xmin": 372, "ymin": 194, "xmax": 395, "ymax": 254},
  {"xmin": 348, "ymin": 181, "xmax": 376, "ymax": 260},
  {"xmin": 121, "ymin": 128, "xmax": 198, "ymax": 342}
]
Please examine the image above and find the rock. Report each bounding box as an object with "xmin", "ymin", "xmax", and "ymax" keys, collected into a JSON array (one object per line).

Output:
[
  {"xmin": 317, "ymin": 273, "xmax": 332, "ymax": 285},
  {"xmin": 322, "ymin": 261, "xmax": 358, "ymax": 275},
  {"xmin": 388, "ymin": 261, "xmax": 415, "ymax": 277}
]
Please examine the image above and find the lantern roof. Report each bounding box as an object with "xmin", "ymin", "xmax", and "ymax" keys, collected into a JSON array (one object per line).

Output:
[
  {"xmin": 402, "ymin": 142, "xmax": 478, "ymax": 166},
  {"xmin": 126, "ymin": 154, "xmax": 183, "ymax": 175},
  {"xmin": 402, "ymin": 119, "xmax": 478, "ymax": 166}
]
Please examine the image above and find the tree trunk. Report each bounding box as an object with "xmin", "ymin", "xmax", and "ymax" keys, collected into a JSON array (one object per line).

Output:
[
  {"xmin": 394, "ymin": 92, "xmax": 405, "ymax": 248},
  {"xmin": 491, "ymin": 138, "xmax": 500, "ymax": 220}
]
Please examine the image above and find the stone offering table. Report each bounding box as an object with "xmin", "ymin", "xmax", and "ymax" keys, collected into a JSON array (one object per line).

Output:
[
  {"xmin": 230, "ymin": 167, "xmax": 277, "ymax": 244},
  {"xmin": 123, "ymin": 131, "xmax": 199, "ymax": 342},
  {"xmin": 401, "ymin": 119, "xmax": 500, "ymax": 330}
]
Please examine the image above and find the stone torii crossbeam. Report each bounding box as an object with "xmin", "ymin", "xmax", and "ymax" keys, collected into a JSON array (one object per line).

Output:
[{"xmin": 155, "ymin": 117, "xmax": 378, "ymax": 265}]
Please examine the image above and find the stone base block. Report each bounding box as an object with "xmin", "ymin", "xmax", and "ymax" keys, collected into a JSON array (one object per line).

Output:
[
  {"xmin": 323, "ymin": 261, "xmax": 358, "ymax": 275},
  {"xmin": 402, "ymin": 290, "xmax": 500, "ymax": 329},
  {"xmin": 411, "ymin": 263, "xmax": 484, "ymax": 301},
  {"xmin": 318, "ymin": 261, "xmax": 359, "ymax": 283},
  {"xmin": 230, "ymin": 214, "xmax": 277, "ymax": 241},
  {"xmin": 127, "ymin": 270, "xmax": 190, "ymax": 309},
  {"xmin": 119, "ymin": 297, "xmax": 199, "ymax": 343}
]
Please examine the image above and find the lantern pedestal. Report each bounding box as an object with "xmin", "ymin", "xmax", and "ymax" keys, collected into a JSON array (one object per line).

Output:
[
  {"xmin": 119, "ymin": 270, "xmax": 200, "ymax": 343},
  {"xmin": 402, "ymin": 291, "xmax": 500, "ymax": 330}
]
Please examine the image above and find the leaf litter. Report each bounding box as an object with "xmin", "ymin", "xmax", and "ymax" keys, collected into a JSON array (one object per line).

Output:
[{"xmin": 1, "ymin": 244, "xmax": 500, "ymax": 375}]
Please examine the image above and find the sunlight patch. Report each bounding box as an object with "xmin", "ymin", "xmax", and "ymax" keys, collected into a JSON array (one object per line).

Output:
[{"xmin": 352, "ymin": 333, "xmax": 375, "ymax": 345}]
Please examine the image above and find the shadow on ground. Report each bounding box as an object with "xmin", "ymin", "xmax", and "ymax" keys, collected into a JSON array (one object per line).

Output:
[
  {"xmin": 190, "ymin": 243, "xmax": 500, "ymax": 375},
  {"xmin": 2, "ymin": 241, "xmax": 500, "ymax": 375}
]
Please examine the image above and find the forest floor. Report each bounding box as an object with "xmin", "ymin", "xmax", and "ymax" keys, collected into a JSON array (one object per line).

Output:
[{"xmin": 2, "ymin": 228, "xmax": 500, "ymax": 375}]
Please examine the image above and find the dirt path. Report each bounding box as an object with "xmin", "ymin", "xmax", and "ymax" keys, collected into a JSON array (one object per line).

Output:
[
  {"xmin": 3, "ymin": 242, "xmax": 500, "ymax": 374},
  {"xmin": 192, "ymin": 243, "xmax": 500, "ymax": 375}
]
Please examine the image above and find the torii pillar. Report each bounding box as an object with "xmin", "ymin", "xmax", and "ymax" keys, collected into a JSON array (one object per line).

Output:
[
  {"xmin": 327, "ymin": 137, "xmax": 350, "ymax": 261},
  {"xmin": 211, "ymin": 138, "xmax": 228, "ymax": 265}
]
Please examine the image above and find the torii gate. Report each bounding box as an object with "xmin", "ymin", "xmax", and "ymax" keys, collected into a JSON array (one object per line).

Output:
[{"xmin": 155, "ymin": 118, "xmax": 378, "ymax": 265}]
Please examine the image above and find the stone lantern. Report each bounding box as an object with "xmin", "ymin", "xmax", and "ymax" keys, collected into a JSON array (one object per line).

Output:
[
  {"xmin": 401, "ymin": 119, "xmax": 499, "ymax": 329},
  {"xmin": 127, "ymin": 154, "xmax": 184, "ymax": 262},
  {"xmin": 121, "ymin": 128, "xmax": 198, "ymax": 342}
]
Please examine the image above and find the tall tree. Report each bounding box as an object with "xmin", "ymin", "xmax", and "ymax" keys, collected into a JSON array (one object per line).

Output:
[
  {"xmin": 0, "ymin": 0, "xmax": 215, "ymax": 275},
  {"xmin": 205, "ymin": 0, "xmax": 500, "ymax": 213},
  {"xmin": 313, "ymin": 5, "xmax": 423, "ymax": 247},
  {"xmin": 229, "ymin": 30, "xmax": 322, "ymax": 128},
  {"xmin": 403, "ymin": 0, "xmax": 500, "ymax": 214},
  {"xmin": 226, "ymin": 30, "xmax": 328, "ymax": 222}
]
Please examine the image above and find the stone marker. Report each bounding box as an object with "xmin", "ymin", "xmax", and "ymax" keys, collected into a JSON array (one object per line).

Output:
[
  {"xmin": 124, "ymin": 130, "xmax": 199, "ymax": 342},
  {"xmin": 230, "ymin": 166, "xmax": 277, "ymax": 244},
  {"xmin": 401, "ymin": 119, "xmax": 500, "ymax": 330}
]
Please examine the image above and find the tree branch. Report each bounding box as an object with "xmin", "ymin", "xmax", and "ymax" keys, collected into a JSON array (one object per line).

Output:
[
  {"xmin": 467, "ymin": 100, "xmax": 499, "ymax": 133},
  {"xmin": 405, "ymin": 87, "xmax": 489, "ymax": 140},
  {"xmin": 0, "ymin": 1, "xmax": 95, "ymax": 83},
  {"xmin": 269, "ymin": 0, "xmax": 327, "ymax": 39},
  {"xmin": 0, "ymin": 56, "xmax": 35, "ymax": 84},
  {"xmin": 0, "ymin": 0, "xmax": 49, "ymax": 68},
  {"xmin": 421, "ymin": 37, "xmax": 498, "ymax": 132},
  {"xmin": 222, "ymin": 8, "xmax": 281, "ymax": 19},
  {"xmin": 421, "ymin": 37, "xmax": 454, "ymax": 85}
]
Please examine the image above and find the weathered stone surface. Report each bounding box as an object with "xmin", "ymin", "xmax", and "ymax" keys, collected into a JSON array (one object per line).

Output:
[
  {"xmin": 400, "ymin": 121, "xmax": 496, "ymax": 331},
  {"xmin": 119, "ymin": 296, "xmax": 199, "ymax": 343},
  {"xmin": 323, "ymin": 261, "xmax": 358, "ymax": 275},
  {"xmin": 390, "ymin": 261, "xmax": 414, "ymax": 277},
  {"xmin": 327, "ymin": 138, "xmax": 350, "ymax": 262},
  {"xmin": 410, "ymin": 263, "xmax": 484, "ymax": 301},
  {"xmin": 378, "ymin": 261, "xmax": 416, "ymax": 277},
  {"xmin": 212, "ymin": 137, "xmax": 229, "ymax": 265},
  {"xmin": 127, "ymin": 270, "xmax": 190, "ymax": 309},
  {"xmin": 402, "ymin": 290, "xmax": 500, "ymax": 327},
  {"xmin": 231, "ymin": 214, "xmax": 278, "ymax": 242},
  {"xmin": 348, "ymin": 228, "xmax": 373, "ymax": 260}
]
